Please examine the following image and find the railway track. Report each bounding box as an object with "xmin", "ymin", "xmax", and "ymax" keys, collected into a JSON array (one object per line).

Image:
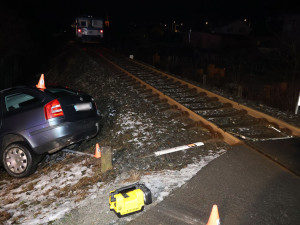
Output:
[{"xmin": 89, "ymin": 47, "xmax": 300, "ymax": 175}]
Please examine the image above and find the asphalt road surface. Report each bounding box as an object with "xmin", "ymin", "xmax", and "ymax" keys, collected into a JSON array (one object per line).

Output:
[
  {"xmin": 247, "ymin": 138, "xmax": 300, "ymax": 176},
  {"xmin": 129, "ymin": 144, "xmax": 300, "ymax": 225}
]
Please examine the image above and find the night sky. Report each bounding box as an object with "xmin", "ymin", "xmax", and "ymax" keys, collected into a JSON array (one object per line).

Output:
[
  {"xmin": 3, "ymin": 0, "xmax": 300, "ymax": 32},
  {"xmin": 1, "ymin": 0, "xmax": 300, "ymax": 109}
]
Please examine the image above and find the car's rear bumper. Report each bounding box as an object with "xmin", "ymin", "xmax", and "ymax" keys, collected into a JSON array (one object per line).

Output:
[{"xmin": 27, "ymin": 116, "xmax": 100, "ymax": 154}]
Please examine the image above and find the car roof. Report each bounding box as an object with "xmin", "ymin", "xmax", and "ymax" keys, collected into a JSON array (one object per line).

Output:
[
  {"xmin": 0, "ymin": 85, "xmax": 72, "ymax": 93},
  {"xmin": 0, "ymin": 86, "xmax": 39, "ymax": 94},
  {"xmin": 0, "ymin": 86, "xmax": 82, "ymax": 99}
]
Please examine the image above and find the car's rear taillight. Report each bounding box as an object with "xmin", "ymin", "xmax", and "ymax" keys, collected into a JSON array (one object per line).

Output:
[
  {"xmin": 78, "ymin": 28, "xmax": 82, "ymax": 33},
  {"xmin": 44, "ymin": 99, "xmax": 64, "ymax": 120},
  {"xmin": 100, "ymin": 29, "xmax": 103, "ymax": 33}
]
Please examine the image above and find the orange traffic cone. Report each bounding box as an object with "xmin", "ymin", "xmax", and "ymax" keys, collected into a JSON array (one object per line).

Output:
[
  {"xmin": 207, "ymin": 205, "xmax": 220, "ymax": 225},
  {"xmin": 94, "ymin": 143, "xmax": 101, "ymax": 158},
  {"xmin": 36, "ymin": 74, "xmax": 46, "ymax": 89}
]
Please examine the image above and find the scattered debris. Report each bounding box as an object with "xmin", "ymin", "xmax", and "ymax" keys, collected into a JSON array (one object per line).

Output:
[{"xmin": 151, "ymin": 142, "xmax": 204, "ymax": 157}]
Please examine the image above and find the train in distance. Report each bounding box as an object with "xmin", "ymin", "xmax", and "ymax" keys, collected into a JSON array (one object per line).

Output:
[{"xmin": 75, "ymin": 15, "xmax": 104, "ymax": 43}]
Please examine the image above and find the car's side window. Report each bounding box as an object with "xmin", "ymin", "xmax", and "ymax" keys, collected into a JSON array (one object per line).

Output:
[{"xmin": 5, "ymin": 93, "xmax": 39, "ymax": 112}]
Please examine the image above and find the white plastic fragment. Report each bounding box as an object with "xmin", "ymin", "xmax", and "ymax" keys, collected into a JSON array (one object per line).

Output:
[
  {"xmin": 154, "ymin": 142, "xmax": 204, "ymax": 156},
  {"xmin": 295, "ymin": 92, "xmax": 300, "ymax": 114}
]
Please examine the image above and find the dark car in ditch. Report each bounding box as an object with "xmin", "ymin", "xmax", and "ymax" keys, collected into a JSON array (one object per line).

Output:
[{"xmin": 0, "ymin": 85, "xmax": 101, "ymax": 178}]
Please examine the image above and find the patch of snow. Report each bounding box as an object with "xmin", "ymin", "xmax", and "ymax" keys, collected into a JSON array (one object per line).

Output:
[
  {"xmin": 114, "ymin": 110, "xmax": 166, "ymax": 148},
  {"xmin": 1, "ymin": 149, "xmax": 225, "ymax": 225},
  {"xmin": 1, "ymin": 161, "xmax": 94, "ymax": 225},
  {"xmin": 139, "ymin": 151, "xmax": 225, "ymax": 203}
]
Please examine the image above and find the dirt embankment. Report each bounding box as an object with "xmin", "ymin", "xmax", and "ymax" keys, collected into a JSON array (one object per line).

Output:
[
  {"xmin": 1, "ymin": 44, "xmax": 229, "ymax": 225},
  {"xmin": 2, "ymin": 43, "xmax": 299, "ymax": 225}
]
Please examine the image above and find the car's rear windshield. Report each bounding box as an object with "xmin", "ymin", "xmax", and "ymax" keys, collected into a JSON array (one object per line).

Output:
[{"xmin": 45, "ymin": 88, "xmax": 77, "ymax": 97}]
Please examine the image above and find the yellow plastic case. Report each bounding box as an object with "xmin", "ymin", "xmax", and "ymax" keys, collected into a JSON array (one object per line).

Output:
[{"xmin": 109, "ymin": 183, "xmax": 152, "ymax": 216}]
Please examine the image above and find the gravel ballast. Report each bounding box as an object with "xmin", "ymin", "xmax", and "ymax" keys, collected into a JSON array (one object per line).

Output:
[{"xmin": 1, "ymin": 44, "xmax": 298, "ymax": 225}]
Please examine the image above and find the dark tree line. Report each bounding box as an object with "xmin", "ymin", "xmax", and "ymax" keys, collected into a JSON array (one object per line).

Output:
[{"xmin": 0, "ymin": 7, "xmax": 34, "ymax": 90}]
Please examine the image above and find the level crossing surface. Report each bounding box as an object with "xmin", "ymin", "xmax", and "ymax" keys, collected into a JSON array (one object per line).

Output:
[
  {"xmin": 129, "ymin": 145, "xmax": 300, "ymax": 225},
  {"xmin": 248, "ymin": 138, "xmax": 300, "ymax": 176}
]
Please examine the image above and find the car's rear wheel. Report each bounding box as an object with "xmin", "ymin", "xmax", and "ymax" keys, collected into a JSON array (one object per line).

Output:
[{"xmin": 2, "ymin": 142, "xmax": 38, "ymax": 178}]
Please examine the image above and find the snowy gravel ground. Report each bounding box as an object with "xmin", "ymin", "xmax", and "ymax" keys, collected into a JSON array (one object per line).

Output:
[
  {"xmin": 0, "ymin": 150, "xmax": 225, "ymax": 225},
  {"xmin": 0, "ymin": 156, "xmax": 95, "ymax": 224},
  {"xmin": 1, "ymin": 44, "xmax": 298, "ymax": 225},
  {"xmin": 52, "ymin": 152, "xmax": 225, "ymax": 225},
  {"xmin": 0, "ymin": 46, "xmax": 229, "ymax": 225}
]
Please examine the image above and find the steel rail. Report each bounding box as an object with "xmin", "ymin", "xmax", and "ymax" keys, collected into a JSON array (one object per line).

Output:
[
  {"xmin": 97, "ymin": 53, "xmax": 242, "ymax": 145},
  {"xmin": 92, "ymin": 49, "xmax": 299, "ymax": 143},
  {"xmin": 89, "ymin": 48, "xmax": 300, "ymax": 177},
  {"xmin": 132, "ymin": 60, "xmax": 300, "ymax": 137}
]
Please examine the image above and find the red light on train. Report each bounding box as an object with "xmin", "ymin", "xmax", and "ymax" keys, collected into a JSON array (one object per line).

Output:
[
  {"xmin": 100, "ymin": 29, "xmax": 103, "ymax": 33},
  {"xmin": 78, "ymin": 29, "xmax": 82, "ymax": 33}
]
